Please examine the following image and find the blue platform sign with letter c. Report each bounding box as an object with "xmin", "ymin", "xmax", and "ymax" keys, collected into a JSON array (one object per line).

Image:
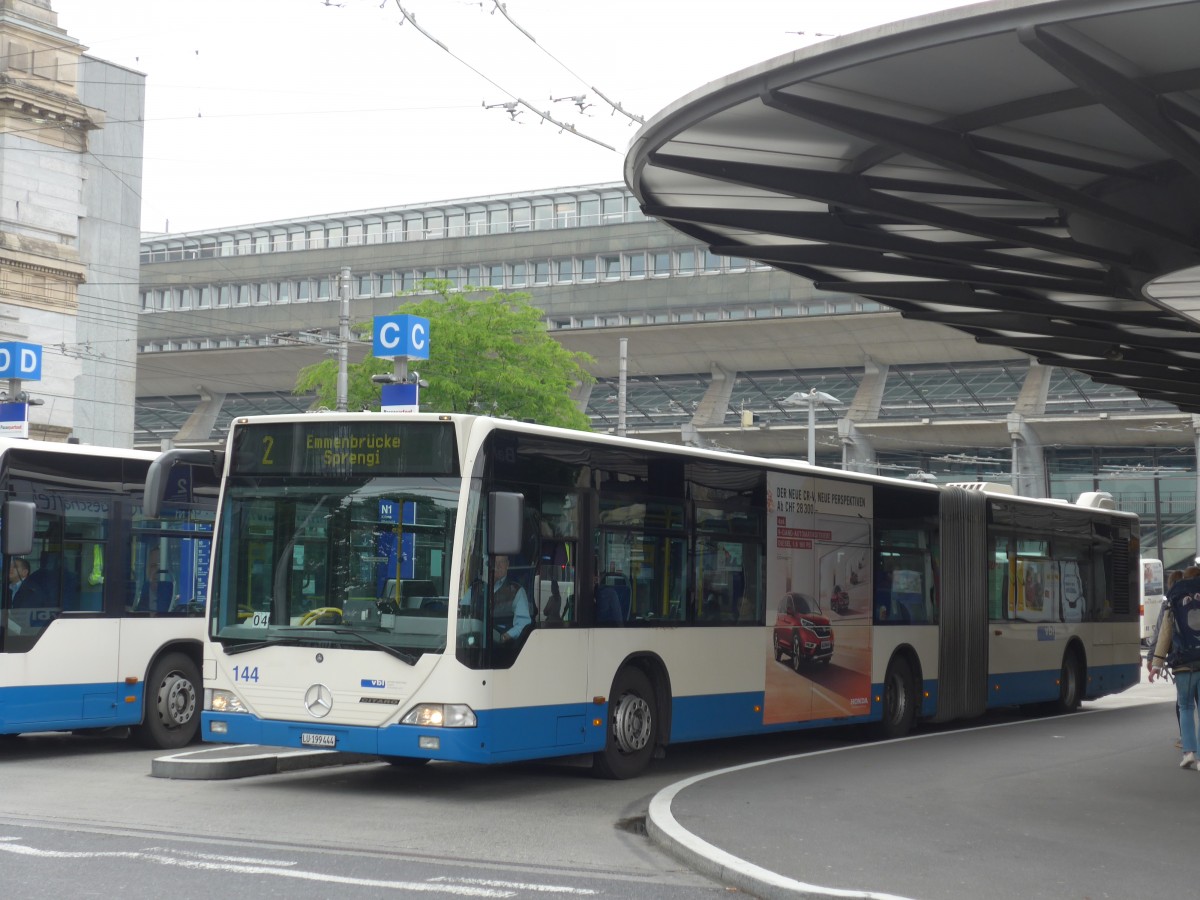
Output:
[{"xmin": 373, "ymin": 315, "xmax": 429, "ymax": 360}]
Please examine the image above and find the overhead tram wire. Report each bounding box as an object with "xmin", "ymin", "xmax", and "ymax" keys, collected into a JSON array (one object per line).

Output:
[
  {"xmin": 487, "ymin": 1, "xmax": 644, "ymax": 125},
  {"xmin": 391, "ymin": 1, "xmax": 617, "ymax": 152}
]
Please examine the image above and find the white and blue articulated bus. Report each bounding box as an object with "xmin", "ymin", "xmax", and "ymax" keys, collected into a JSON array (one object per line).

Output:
[
  {"xmin": 148, "ymin": 413, "xmax": 1140, "ymax": 778},
  {"xmin": 1, "ymin": 438, "xmax": 217, "ymax": 748}
]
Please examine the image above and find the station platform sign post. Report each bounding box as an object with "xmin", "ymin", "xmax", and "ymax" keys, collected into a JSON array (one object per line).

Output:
[
  {"xmin": 0, "ymin": 342, "xmax": 44, "ymax": 439},
  {"xmin": 372, "ymin": 315, "xmax": 430, "ymax": 414}
]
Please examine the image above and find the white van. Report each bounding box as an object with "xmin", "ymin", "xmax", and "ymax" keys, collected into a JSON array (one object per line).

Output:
[{"xmin": 1140, "ymin": 558, "xmax": 1166, "ymax": 646}]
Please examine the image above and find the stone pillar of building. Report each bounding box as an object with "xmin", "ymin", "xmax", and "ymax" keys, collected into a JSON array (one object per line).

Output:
[
  {"xmin": 838, "ymin": 418, "xmax": 876, "ymax": 473},
  {"xmin": 839, "ymin": 356, "xmax": 886, "ymax": 472},
  {"xmin": 175, "ymin": 387, "xmax": 226, "ymax": 444},
  {"xmin": 847, "ymin": 355, "xmax": 888, "ymax": 421},
  {"xmin": 1005, "ymin": 362, "xmax": 1052, "ymax": 496},
  {"xmin": 0, "ymin": 0, "xmax": 101, "ymax": 440},
  {"xmin": 1007, "ymin": 411, "xmax": 1046, "ymax": 498},
  {"xmin": 1013, "ymin": 360, "xmax": 1052, "ymax": 416},
  {"xmin": 570, "ymin": 379, "xmax": 593, "ymax": 413},
  {"xmin": 692, "ymin": 363, "xmax": 736, "ymax": 427}
]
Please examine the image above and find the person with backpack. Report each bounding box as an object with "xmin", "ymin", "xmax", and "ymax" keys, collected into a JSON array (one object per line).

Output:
[
  {"xmin": 1149, "ymin": 566, "xmax": 1200, "ymax": 769},
  {"xmin": 1147, "ymin": 568, "xmax": 1187, "ymax": 748}
]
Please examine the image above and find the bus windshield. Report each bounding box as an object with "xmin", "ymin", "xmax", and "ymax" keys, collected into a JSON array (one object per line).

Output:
[{"xmin": 211, "ymin": 476, "xmax": 460, "ymax": 657}]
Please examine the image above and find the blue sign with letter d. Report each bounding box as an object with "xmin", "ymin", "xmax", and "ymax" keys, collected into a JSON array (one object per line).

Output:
[{"xmin": 0, "ymin": 342, "xmax": 42, "ymax": 380}]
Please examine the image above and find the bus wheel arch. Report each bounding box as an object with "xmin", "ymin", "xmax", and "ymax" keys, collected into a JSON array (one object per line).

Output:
[
  {"xmin": 1056, "ymin": 640, "xmax": 1087, "ymax": 711},
  {"xmin": 877, "ymin": 648, "xmax": 921, "ymax": 740},
  {"xmin": 131, "ymin": 642, "xmax": 202, "ymax": 750},
  {"xmin": 593, "ymin": 654, "xmax": 670, "ymax": 780}
]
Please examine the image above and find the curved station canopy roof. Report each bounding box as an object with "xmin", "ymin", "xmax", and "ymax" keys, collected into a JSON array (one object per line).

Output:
[{"xmin": 626, "ymin": 0, "xmax": 1200, "ymax": 413}]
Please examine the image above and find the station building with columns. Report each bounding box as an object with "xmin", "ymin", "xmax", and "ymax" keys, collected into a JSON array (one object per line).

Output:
[{"xmin": 134, "ymin": 180, "xmax": 1198, "ymax": 568}]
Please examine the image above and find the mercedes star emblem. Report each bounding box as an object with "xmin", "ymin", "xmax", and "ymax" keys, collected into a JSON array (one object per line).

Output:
[{"xmin": 304, "ymin": 683, "xmax": 333, "ymax": 718}]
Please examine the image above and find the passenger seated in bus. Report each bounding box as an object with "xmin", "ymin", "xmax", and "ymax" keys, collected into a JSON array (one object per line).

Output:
[
  {"xmin": 541, "ymin": 579, "xmax": 563, "ymax": 626},
  {"xmin": 12, "ymin": 556, "xmax": 53, "ymax": 608},
  {"xmin": 8, "ymin": 557, "xmax": 45, "ymax": 607},
  {"xmin": 8, "ymin": 557, "xmax": 28, "ymax": 598}
]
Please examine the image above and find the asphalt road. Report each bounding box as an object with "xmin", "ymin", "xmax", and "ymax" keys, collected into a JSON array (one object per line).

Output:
[
  {"xmin": 0, "ymin": 722, "xmax": 847, "ymax": 899},
  {"xmin": 0, "ymin": 680, "xmax": 1178, "ymax": 899}
]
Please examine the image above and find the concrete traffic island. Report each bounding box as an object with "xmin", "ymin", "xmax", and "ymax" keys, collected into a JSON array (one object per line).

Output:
[{"xmin": 151, "ymin": 744, "xmax": 377, "ymax": 780}]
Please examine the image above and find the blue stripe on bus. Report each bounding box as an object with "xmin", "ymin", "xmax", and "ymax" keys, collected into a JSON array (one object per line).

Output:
[
  {"xmin": 985, "ymin": 662, "xmax": 1140, "ymax": 707},
  {"xmin": 0, "ymin": 682, "xmax": 144, "ymax": 734},
  {"xmin": 203, "ymin": 703, "xmax": 607, "ymax": 764},
  {"xmin": 201, "ymin": 662, "xmax": 1140, "ymax": 763}
]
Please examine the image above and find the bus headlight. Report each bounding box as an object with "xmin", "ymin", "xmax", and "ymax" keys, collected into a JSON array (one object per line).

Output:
[
  {"xmin": 207, "ymin": 688, "xmax": 248, "ymax": 714},
  {"xmin": 400, "ymin": 703, "xmax": 476, "ymax": 728}
]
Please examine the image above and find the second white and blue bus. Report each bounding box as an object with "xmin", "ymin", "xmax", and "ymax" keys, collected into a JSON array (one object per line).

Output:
[{"xmin": 1, "ymin": 438, "xmax": 216, "ymax": 748}]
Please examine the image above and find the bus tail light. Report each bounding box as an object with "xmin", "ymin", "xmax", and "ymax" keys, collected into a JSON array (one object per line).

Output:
[{"xmin": 401, "ymin": 703, "xmax": 476, "ymax": 728}]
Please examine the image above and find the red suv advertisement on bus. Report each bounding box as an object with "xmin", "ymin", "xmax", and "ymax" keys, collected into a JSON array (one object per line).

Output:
[{"xmin": 773, "ymin": 591, "xmax": 834, "ymax": 669}]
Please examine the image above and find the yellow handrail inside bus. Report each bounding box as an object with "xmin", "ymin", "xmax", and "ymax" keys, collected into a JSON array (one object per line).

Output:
[{"xmin": 300, "ymin": 607, "xmax": 343, "ymax": 626}]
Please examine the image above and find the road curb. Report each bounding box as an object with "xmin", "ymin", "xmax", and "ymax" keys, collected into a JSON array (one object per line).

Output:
[
  {"xmin": 151, "ymin": 745, "xmax": 377, "ymax": 780},
  {"xmin": 646, "ymin": 761, "xmax": 915, "ymax": 900}
]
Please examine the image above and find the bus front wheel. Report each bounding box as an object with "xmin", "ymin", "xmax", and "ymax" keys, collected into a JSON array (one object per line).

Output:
[
  {"xmin": 878, "ymin": 655, "xmax": 917, "ymax": 740},
  {"xmin": 131, "ymin": 651, "xmax": 200, "ymax": 750},
  {"xmin": 593, "ymin": 667, "xmax": 657, "ymax": 779}
]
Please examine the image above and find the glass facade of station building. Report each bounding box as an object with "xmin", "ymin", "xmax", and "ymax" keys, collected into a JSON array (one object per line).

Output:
[{"xmin": 136, "ymin": 183, "xmax": 1198, "ymax": 572}]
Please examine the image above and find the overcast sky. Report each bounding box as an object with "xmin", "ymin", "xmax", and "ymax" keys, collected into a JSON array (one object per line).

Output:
[{"xmin": 51, "ymin": 0, "xmax": 977, "ymax": 234}]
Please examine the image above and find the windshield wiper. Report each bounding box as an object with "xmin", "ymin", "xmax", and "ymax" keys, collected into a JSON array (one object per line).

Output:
[
  {"xmin": 223, "ymin": 634, "xmax": 316, "ymax": 655},
  {"xmin": 222, "ymin": 629, "xmax": 418, "ymax": 665},
  {"xmin": 326, "ymin": 628, "xmax": 418, "ymax": 665}
]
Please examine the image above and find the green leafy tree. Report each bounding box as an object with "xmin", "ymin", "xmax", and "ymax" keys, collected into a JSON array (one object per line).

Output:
[{"xmin": 295, "ymin": 281, "xmax": 594, "ymax": 430}]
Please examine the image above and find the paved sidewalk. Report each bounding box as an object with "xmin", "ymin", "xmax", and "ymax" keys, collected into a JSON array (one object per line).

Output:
[{"xmin": 645, "ymin": 680, "xmax": 1180, "ymax": 900}]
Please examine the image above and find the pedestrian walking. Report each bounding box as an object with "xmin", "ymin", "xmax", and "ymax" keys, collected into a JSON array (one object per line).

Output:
[{"xmin": 1149, "ymin": 566, "xmax": 1200, "ymax": 768}]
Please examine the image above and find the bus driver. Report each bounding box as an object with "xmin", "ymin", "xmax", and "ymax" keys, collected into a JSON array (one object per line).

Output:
[{"xmin": 467, "ymin": 554, "xmax": 532, "ymax": 644}]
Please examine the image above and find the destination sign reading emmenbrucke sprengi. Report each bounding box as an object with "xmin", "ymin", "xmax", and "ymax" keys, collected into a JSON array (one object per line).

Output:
[{"xmin": 231, "ymin": 422, "xmax": 459, "ymax": 476}]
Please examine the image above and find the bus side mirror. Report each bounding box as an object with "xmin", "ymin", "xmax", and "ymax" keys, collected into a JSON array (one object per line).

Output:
[
  {"xmin": 145, "ymin": 449, "xmax": 220, "ymax": 519},
  {"xmin": 1, "ymin": 500, "xmax": 35, "ymax": 556},
  {"xmin": 488, "ymin": 492, "xmax": 524, "ymax": 558}
]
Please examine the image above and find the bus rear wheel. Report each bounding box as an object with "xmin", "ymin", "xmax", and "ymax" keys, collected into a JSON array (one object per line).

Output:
[
  {"xmin": 1055, "ymin": 648, "xmax": 1085, "ymax": 712},
  {"xmin": 593, "ymin": 667, "xmax": 657, "ymax": 779},
  {"xmin": 878, "ymin": 655, "xmax": 917, "ymax": 740},
  {"xmin": 131, "ymin": 651, "xmax": 200, "ymax": 750}
]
